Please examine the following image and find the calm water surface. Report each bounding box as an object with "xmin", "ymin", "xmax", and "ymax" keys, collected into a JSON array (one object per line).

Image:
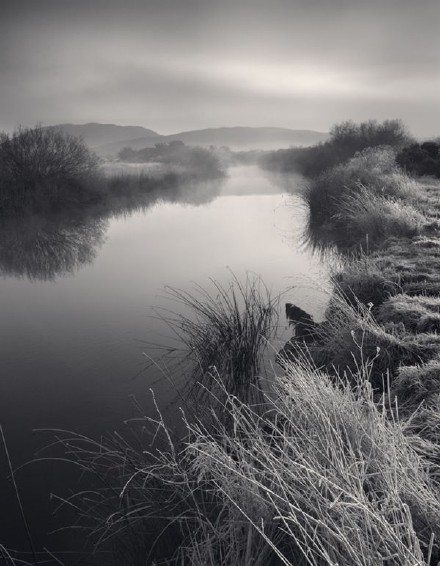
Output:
[{"xmin": 0, "ymin": 165, "xmax": 329, "ymax": 556}]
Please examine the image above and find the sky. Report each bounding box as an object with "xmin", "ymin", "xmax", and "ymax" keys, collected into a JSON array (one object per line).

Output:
[{"xmin": 1, "ymin": 0, "xmax": 439, "ymax": 137}]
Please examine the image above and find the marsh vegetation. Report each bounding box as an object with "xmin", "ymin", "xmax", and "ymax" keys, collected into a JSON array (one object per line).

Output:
[
  {"xmin": 4, "ymin": 119, "xmax": 440, "ymax": 565},
  {"xmin": 0, "ymin": 126, "xmax": 225, "ymax": 219}
]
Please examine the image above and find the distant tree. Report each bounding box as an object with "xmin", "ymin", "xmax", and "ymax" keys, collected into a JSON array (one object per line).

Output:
[
  {"xmin": 330, "ymin": 119, "xmax": 411, "ymax": 152},
  {"xmin": 118, "ymin": 147, "xmax": 138, "ymax": 161}
]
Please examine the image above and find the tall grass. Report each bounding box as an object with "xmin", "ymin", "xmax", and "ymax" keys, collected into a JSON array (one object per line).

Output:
[
  {"xmin": 155, "ymin": 274, "xmax": 280, "ymax": 405},
  {"xmin": 330, "ymin": 254, "xmax": 398, "ymax": 309},
  {"xmin": 288, "ymin": 294, "xmax": 440, "ymax": 391},
  {"xmin": 336, "ymin": 187, "xmax": 426, "ymax": 249},
  {"xmin": 303, "ymin": 147, "xmax": 424, "ymax": 252},
  {"xmin": 378, "ymin": 295, "xmax": 440, "ymax": 333},
  {"xmin": 47, "ymin": 357, "xmax": 440, "ymax": 565}
]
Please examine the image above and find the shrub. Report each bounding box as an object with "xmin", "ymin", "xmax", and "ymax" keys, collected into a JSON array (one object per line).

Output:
[
  {"xmin": 117, "ymin": 142, "xmax": 225, "ymax": 179},
  {"xmin": 0, "ymin": 126, "xmax": 100, "ymax": 213},
  {"xmin": 397, "ymin": 141, "xmax": 440, "ymax": 178},
  {"xmin": 261, "ymin": 119, "xmax": 412, "ymax": 177},
  {"xmin": 0, "ymin": 126, "xmax": 98, "ymax": 185}
]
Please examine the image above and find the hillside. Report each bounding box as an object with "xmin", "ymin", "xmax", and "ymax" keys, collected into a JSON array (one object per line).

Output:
[
  {"xmin": 164, "ymin": 127, "xmax": 329, "ymax": 149},
  {"xmin": 47, "ymin": 123, "xmax": 159, "ymax": 149},
  {"xmin": 48, "ymin": 123, "xmax": 329, "ymax": 156}
]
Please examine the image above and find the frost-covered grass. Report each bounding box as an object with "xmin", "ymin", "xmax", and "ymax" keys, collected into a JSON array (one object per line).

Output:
[{"xmin": 48, "ymin": 357, "xmax": 440, "ymax": 565}]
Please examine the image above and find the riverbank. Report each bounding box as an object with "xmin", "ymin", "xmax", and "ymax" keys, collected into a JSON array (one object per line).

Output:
[
  {"xmin": 43, "ymin": 158, "xmax": 440, "ymax": 564},
  {"xmin": 283, "ymin": 160, "xmax": 440, "ymax": 412}
]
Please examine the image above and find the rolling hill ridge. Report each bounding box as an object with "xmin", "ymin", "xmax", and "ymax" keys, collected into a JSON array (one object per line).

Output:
[{"xmin": 48, "ymin": 123, "xmax": 329, "ymax": 156}]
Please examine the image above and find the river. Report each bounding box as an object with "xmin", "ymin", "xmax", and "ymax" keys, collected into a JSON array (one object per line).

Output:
[{"xmin": 0, "ymin": 165, "xmax": 329, "ymax": 558}]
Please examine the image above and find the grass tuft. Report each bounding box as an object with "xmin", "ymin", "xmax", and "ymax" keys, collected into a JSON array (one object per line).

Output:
[
  {"xmin": 155, "ymin": 274, "xmax": 280, "ymax": 404},
  {"xmin": 336, "ymin": 187, "xmax": 426, "ymax": 249}
]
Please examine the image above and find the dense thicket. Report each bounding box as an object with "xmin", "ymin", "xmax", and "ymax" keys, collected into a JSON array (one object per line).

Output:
[
  {"xmin": 396, "ymin": 141, "xmax": 440, "ymax": 177},
  {"xmin": 260, "ymin": 119, "xmax": 412, "ymax": 177}
]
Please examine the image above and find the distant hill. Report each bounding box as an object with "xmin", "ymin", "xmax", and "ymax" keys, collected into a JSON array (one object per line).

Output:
[
  {"xmin": 49, "ymin": 123, "xmax": 329, "ymax": 156},
  {"xmin": 47, "ymin": 123, "xmax": 159, "ymax": 149},
  {"xmin": 166, "ymin": 127, "xmax": 328, "ymax": 148}
]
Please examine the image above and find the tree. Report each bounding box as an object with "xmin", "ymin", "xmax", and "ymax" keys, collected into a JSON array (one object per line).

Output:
[{"xmin": 0, "ymin": 126, "xmax": 98, "ymax": 189}]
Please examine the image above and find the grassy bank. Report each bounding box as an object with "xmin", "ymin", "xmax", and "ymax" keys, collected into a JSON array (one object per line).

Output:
[
  {"xmin": 281, "ymin": 122, "xmax": 440, "ymax": 454},
  {"xmin": 43, "ymin": 356, "xmax": 440, "ymax": 566}
]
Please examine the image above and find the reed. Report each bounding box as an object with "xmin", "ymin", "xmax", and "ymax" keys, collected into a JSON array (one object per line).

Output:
[{"xmin": 155, "ymin": 274, "xmax": 280, "ymax": 405}]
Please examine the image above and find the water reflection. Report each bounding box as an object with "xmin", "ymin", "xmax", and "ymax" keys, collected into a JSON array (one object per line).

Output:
[
  {"xmin": 0, "ymin": 165, "xmax": 330, "ymax": 556},
  {"xmin": 0, "ymin": 176, "xmax": 224, "ymax": 281},
  {"xmin": 0, "ymin": 215, "xmax": 108, "ymax": 281},
  {"xmin": 301, "ymin": 214, "xmax": 355, "ymax": 262}
]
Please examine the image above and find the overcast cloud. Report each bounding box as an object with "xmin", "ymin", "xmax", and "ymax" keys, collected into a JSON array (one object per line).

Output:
[{"xmin": 1, "ymin": 0, "xmax": 439, "ymax": 136}]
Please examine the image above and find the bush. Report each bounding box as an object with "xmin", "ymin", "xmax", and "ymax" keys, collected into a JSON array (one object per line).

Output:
[
  {"xmin": 0, "ymin": 126, "xmax": 100, "ymax": 213},
  {"xmin": 117, "ymin": 142, "xmax": 225, "ymax": 179},
  {"xmin": 303, "ymin": 147, "xmax": 423, "ymax": 251},
  {"xmin": 0, "ymin": 126, "xmax": 98, "ymax": 185},
  {"xmin": 396, "ymin": 141, "xmax": 440, "ymax": 178}
]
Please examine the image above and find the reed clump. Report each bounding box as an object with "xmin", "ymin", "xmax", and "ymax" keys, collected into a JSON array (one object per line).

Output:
[{"xmin": 156, "ymin": 274, "xmax": 280, "ymax": 404}]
